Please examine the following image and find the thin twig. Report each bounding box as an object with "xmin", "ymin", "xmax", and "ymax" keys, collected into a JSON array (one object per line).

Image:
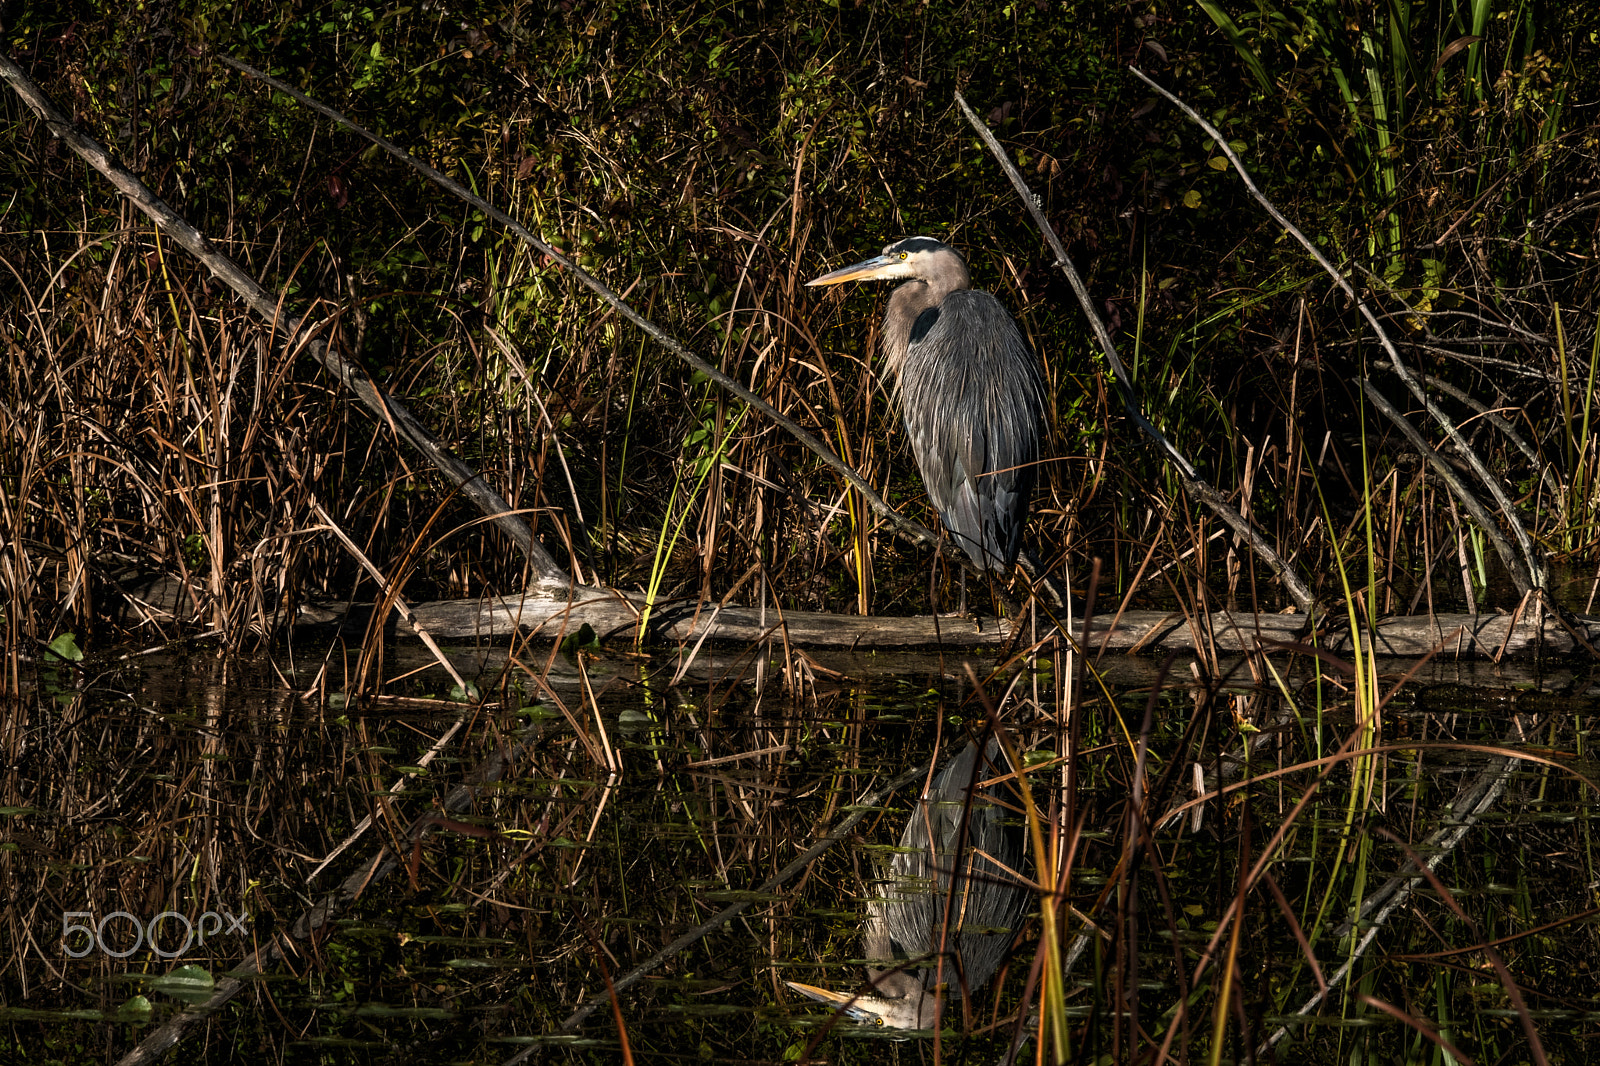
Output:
[
  {"xmin": 1127, "ymin": 65, "xmax": 1544, "ymax": 597},
  {"xmin": 1421, "ymin": 373, "xmax": 1561, "ymax": 500},
  {"xmin": 306, "ymin": 497, "xmax": 471, "ymax": 691}
]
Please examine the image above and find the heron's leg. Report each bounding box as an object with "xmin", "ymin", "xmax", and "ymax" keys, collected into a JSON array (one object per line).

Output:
[{"xmin": 958, "ymin": 568, "xmax": 968, "ymax": 616}]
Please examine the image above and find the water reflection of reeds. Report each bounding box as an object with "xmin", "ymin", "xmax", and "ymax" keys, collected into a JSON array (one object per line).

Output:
[{"xmin": 4, "ymin": 650, "xmax": 1597, "ymax": 1062}]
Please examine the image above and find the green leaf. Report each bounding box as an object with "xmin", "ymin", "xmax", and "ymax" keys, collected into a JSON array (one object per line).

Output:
[
  {"xmin": 46, "ymin": 632, "xmax": 83, "ymax": 662},
  {"xmin": 112, "ymin": 995, "xmax": 154, "ymax": 1022},
  {"xmin": 559, "ymin": 622, "xmax": 601, "ymax": 655},
  {"xmin": 1194, "ymin": 0, "xmax": 1273, "ymax": 93}
]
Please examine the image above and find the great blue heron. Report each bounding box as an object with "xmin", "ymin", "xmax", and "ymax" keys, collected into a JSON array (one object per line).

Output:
[
  {"xmin": 807, "ymin": 237, "xmax": 1047, "ymax": 574},
  {"xmin": 786, "ymin": 740, "xmax": 1029, "ymax": 1029}
]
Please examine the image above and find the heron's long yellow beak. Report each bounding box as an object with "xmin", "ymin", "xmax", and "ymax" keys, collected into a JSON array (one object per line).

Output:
[
  {"xmin": 784, "ymin": 979, "xmax": 856, "ymax": 1007},
  {"xmin": 805, "ymin": 253, "xmax": 899, "ymax": 286},
  {"xmin": 784, "ymin": 979, "xmax": 904, "ymax": 1025}
]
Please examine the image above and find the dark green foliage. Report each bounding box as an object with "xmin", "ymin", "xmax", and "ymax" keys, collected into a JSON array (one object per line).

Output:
[{"xmin": 2, "ymin": 0, "xmax": 1598, "ymax": 647}]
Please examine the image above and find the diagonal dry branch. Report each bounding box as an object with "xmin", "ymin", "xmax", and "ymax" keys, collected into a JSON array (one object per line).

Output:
[
  {"xmin": 0, "ymin": 49, "xmax": 570, "ymax": 587},
  {"xmin": 210, "ymin": 56, "xmax": 968, "ymax": 576},
  {"xmin": 954, "ymin": 92, "xmax": 1317, "ymax": 614},
  {"xmin": 1359, "ymin": 379, "xmax": 1528, "ymax": 611},
  {"xmin": 1127, "ymin": 66, "xmax": 1544, "ymax": 599}
]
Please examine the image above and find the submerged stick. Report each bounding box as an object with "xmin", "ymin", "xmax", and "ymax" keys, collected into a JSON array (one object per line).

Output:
[
  {"xmin": 517, "ymin": 757, "xmax": 936, "ymax": 1052},
  {"xmin": 1257, "ymin": 712, "xmax": 1550, "ymax": 1054},
  {"xmin": 1126, "ymin": 66, "xmax": 1544, "ymax": 599},
  {"xmin": 0, "ymin": 50, "xmax": 568, "ymax": 587},
  {"xmin": 954, "ymin": 92, "xmax": 1316, "ymax": 615},
  {"xmin": 112, "ymin": 721, "xmax": 550, "ymax": 1066}
]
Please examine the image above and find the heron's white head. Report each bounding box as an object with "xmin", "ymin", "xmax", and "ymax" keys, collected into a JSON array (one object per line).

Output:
[
  {"xmin": 784, "ymin": 972, "xmax": 941, "ymax": 1030},
  {"xmin": 806, "ymin": 236, "xmax": 967, "ymax": 288}
]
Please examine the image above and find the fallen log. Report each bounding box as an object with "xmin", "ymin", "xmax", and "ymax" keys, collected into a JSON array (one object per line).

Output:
[
  {"xmin": 115, "ymin": 563, "xmax": 1593, "ymax": 658},
  {"xmin": 339, "ymin": 587, "xmax": 1590, "ymax": 658}
]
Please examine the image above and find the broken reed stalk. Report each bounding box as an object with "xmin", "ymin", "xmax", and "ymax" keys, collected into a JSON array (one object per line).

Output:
[
  {"xmin": 0, "ymin": 49, "xmax": 568, "ymax": 587},
  {"xmin": 1126, "ymin": 65, "xmax": 1545, "ymax": 600},
  {"xmin": 953, "ymin": 91, "xmax": 1317, "ymax": 615},
  {"xmin": 304, "ymin": 497, "xmax": 470, "ymax": 693}
]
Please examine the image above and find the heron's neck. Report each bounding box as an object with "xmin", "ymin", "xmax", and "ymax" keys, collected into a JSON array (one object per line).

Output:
[{"xmin": 882, "ymin": 270, "xmax": 967, "ymax": 377}]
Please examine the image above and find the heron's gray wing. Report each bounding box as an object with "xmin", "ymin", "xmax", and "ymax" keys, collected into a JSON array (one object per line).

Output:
[
  {"xmin": 897, "ymin": 291, "xmax": 1046, "ymax": 570},
  {"xmin": 874, "ymin": 741, "xmax": 1029, "ymax": 998}
]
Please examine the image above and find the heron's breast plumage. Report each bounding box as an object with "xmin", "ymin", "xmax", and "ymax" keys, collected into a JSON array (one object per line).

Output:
[
  {"xmin": 887, "ymin": 288, "xmax": 1046, "ymax": 571},
  {"xmin": 868, "ymin": 740, "xmax": 1028, "ymax": 1010}
]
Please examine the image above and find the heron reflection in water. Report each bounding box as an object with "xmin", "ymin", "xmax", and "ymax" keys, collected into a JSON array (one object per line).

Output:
[
  {"xmin": 787, "ymin": 740, "xmax": 1030, "ymax": 1029},
  {"xmin": 807, "ymin": 237, "xmax": 1047, "ymax": 580}
]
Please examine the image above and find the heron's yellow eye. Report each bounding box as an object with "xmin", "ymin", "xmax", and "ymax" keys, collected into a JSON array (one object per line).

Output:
[{"xmin": 898, "ymin": 252, "xmax": 908, "ymax": 260}]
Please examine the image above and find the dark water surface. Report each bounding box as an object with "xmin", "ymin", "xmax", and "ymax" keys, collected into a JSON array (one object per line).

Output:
[{"xmin": 4, "ymin": 641, "xmax": 1599, "ymax": 1064}]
